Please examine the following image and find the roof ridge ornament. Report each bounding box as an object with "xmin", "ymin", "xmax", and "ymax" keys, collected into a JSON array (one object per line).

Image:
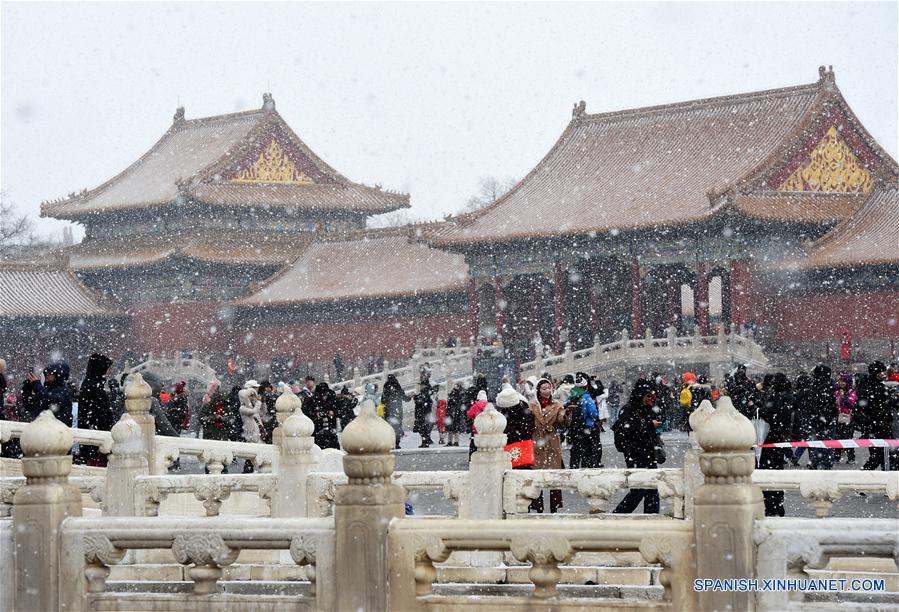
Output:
[
  {"xmin": 572, "ymin": 100, "xmax": 586, "ymax": 119},
  {"xmin": 262, "ymin": 93, "xmax": 276, "ymax": 111},
  {"xmin": 818, "ymin": 65, "xmax": 836, "ymax": 91},
  {"xmin": 173, "ymin": 106, "xmax": 186, "ymax": 125}
]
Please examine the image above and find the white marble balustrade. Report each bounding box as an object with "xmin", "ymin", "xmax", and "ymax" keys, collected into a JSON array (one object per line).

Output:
[
  {"xmin": 388, "ymin": 517, "xmax": 696, "ymax": 608},
  {"xmin": 134, "ymin": 473, "xmax": 278, "ymax": 517},
  {"xmin": 752, "ymin": 469, "xmax": 899, "ymax": 517},
  {"xmin": 59, "ymin": 516, "xmax": 336, "ymax": 609},
  {"xmin": 502, "ymin": 468, "xmax": 686, "ymax": 518},
  {"xmin": 754, "ymin": 517, "xmax": 899, "ymax": 610}
]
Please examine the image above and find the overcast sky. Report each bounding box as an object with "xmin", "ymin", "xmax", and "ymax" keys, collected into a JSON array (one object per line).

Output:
[{"xmin": 2, "ymin": 2, "xmax": 896, "ymax": 239}]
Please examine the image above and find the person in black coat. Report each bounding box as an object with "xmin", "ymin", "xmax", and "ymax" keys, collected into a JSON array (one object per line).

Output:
[
  {"xmin": 728, "ymin": 365, "xmax": 758, "ymax": 420},
  {"xmin": 807, "ymin": 365, "xmax": 835, "ymax": 470},
  {"xmin": 77, "ymin": 353, "xmax": 115, "ymax": 466},
  {"xmin": 758, "ymin": 373, "xmax": 793, "ymax": 516},
  {"xmin": 335, "ymin": 386, "xmax": 357, "ymax": 431},
  {"xmin": 108, "ymin": 377, "xmax": 125, "ymax": 423},
  {"xmin": 612, "ymin": 379, "xmax": 661, "ymax": 514},
  {"xmin": 445, "ymin": 382, "xmax": 466, "ymax": 446},
  {"xmin": 22, "ymin": 362, "xmax": 73, "ymax": 425},
  {"xmin": 413, "ymin": 378, "xmax": 437, "ymax": 448},
  {"xmin": 858, "ymin": 361, "xmax": 893, "ymax": 470},
  {"xmin": 257, "ymin": 381, "xmax": 279, "ymax": 443},
  {"xmin": 382, "ymin": 374, "xmax": 411, "ymax": 449},
  {"xmin": 304, "ymin": 382, "xmax": 339, "ymax": 449}
]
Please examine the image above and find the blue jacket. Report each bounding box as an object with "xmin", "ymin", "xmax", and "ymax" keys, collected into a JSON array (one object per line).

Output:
[{"xmin": 580, "ymin": 394, "xmax": 599, "ymax": 430}]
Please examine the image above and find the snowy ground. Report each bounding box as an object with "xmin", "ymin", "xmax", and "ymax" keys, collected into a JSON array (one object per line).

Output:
[{"xmin": 176, "ymin": 430, "xmax": 897, "ymax": 520}]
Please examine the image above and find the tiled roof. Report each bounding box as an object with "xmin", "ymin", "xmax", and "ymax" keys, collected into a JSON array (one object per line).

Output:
[
  {"xmin": 41, "ymin": 100, "xmax": 408, "ymax": 220},
  {"xmin": 188, "ymin": 182, "xmax": 407, "ymax": 213},
  {"xmin": 0, "ymin": 265, "xmax": 119, "ymax": 318},
  {"xmin": 65, "ymin": 231, "xmax": 314, "ymax": 270},
  {"xmin": 733, "ymin": 192, "xmax": 868, "ymax": 223},
  {"xmin": 238, "ymin": 227, "xmax": 468, "ymax": 306},
  {"xmin": 431, "ymin": 75, "xmax": 894, "ymax": 246},
  {"xmin": 797, "ymin": 183, "xmax": 899, "ymax": 269}
]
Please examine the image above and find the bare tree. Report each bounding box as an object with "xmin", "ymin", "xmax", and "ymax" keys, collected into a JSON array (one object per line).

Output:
[
  {"xmin": 462, "ymin": 176, "xmax": 517, "ymax": 213},
  {"xmin": 0, "ymin": 193, "xmax": 35, "ymax": 257}
]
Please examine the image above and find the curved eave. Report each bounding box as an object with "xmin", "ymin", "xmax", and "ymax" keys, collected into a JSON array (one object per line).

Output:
[{"xmin": 235, "ymin": 285, "xmax": 467, "ymax": 310}]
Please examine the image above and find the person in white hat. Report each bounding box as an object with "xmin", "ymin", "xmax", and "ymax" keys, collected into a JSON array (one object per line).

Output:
[{"xmin": 496, "ymin": 383, "xmax": 534, "ymax": 459}]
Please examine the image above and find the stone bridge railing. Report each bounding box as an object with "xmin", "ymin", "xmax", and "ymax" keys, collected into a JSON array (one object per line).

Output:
[
  {"xmin": 330, "ymin": 342, "xmax": 475, "ymax": 395},
  {"xmin": 521, "ymin": 324, "xmax": 770, "ymax": 381}
]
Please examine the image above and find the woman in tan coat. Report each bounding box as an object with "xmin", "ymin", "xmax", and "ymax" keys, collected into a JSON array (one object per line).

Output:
[{"xmin": 530, "ymin": 378, "xmax": 571, "ymax": 513}]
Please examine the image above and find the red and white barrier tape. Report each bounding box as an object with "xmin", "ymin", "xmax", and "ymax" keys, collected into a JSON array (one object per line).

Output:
[{"xmin": 756, "ymin": 438, "xmax": 899, "ymax": 449}]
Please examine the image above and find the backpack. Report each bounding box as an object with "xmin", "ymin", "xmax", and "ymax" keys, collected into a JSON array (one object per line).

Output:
[
  {"xmin": 679, "ymin": 386, "xmax": 693, "ymax": 408},
  {"xmin": 612, "ymin": 416, "xmax": 626, "ymax": 453}
]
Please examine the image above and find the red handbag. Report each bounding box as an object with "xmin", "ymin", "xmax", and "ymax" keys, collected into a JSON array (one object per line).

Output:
[{"xmin": 504, "ymin": 440, "xmax": 535, "ymax": 468}]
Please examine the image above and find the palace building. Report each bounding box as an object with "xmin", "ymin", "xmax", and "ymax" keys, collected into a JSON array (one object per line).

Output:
[
  {"xmin": 4, "ymin": 67, "xmax": 896, "ymax": 377},
  {"xmin": 427, "ymin": 67, "xmax": 898, "ymax": 364}
]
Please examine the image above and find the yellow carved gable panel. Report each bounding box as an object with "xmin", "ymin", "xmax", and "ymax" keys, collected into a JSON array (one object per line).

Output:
[
  {"xmin": 231, "ymin": 140, "xmax": 313, "ymax": 184},
  {"xmin": 778, "ymin": 126, "xmax": 873, "ymax": 193}
]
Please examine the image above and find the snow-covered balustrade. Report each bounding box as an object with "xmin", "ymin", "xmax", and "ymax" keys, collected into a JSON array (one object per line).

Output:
[
  {"xmin": 388, "ymin": 517, "xmax": 696, "ymax": 608},
  {"xmin": 306, "ymin": 469, "xmax": 469, "ymax": 518},
  {"xmin": 503, "ymin": 467, "xmax": 686, "ymax": 518},
  {"xmin": 0, "ymin": 475, "xmax": 105, "ymax": 517},
  {"xmin": 754, "ymin": 517, "xmax": 899, "ymax": 611},
  {"xmin": 521, "ymin": 325, "xmax": 769, "ymax": 381},
  {"xmin": 752, "ymin": 469, "xmax": 899, "ymax": 518},
  {"xmin": 134, "ymin": 473, "xmax": 277, "ymax": 517},
  {"xmin": 153, "ymin": 435, "xmax": 275, "ymax": 474},
  {"xmin": 1, "ymin": 419, "xmax": 113, "ymax": 454},
  {"xmin": 0, "ymin": 422, "xmax": 277, "ymax": 476},
  {"xmin": 58, "ymin": 516, "xmax": 336, "ymax": 609}
]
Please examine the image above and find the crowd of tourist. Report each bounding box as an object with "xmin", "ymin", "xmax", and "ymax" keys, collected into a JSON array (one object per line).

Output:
[{"xmin": 1, "ymin": 352, "xmax": 897, "ymax": 516}]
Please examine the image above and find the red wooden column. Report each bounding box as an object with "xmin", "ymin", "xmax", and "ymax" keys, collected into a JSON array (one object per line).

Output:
[
  {"xmin": 588, "ymin": 268, "xmax": 598, "ymax": 340},
  {"xmin": 531, "ymin": 276, "xmax": 541, "ymax": 349},
  {"xmin": 494, "ymin": 276, "xmax": 505, "ymax": 340},
  {"xmin": 630, "ymin": 257, "xmax": 642, "ymax": 337},
  {"xmin": 696, "ymin": 262, "xmax": 709, "ymax": 335},
  {"xmin": 553, "ymin": 262, "xmax": 565, "ymax": 353},
  {"xmin": 729, "ymin": 261, "xmax": 741, "ymax": 329},
  {"xmin": 467, "ymin": 278, "xmax": 478, "ymax": 341}
]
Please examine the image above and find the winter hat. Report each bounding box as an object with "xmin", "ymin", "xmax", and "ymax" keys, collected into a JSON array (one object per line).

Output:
[
  {"xmin": 525, "ymin": 375, "xmax": 538, "ymax": 389},
  {"xmin": 476, "ymin": 390, "xmax": 488, "ymax": 402},
  {"xmin": 681, "ymin": 372, "xmax": 697, "ymax": 385},
  {"xmin": 496, "ymin": 383, "xmax": 520, "ymax": 408},
  {"xmin": 244, "ymin": 379, "xmax": 261, "ymax": 389}
]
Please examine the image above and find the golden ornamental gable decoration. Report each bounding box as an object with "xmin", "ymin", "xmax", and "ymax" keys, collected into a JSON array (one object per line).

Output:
[
  {"xmin": 778, "ymin": 126, "xmax": 873, "ymax": 193},
  {"xmin": 231, "ymin": 139, "xmax": 313, "ymax": 184}
]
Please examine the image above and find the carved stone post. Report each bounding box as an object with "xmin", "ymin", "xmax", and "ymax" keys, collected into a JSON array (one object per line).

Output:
[
  {"xmin": 693, "ymin": 395, "xmax": 763, "ymax": 612},
  {"xmin": 470, "ymin": 402, "xmax": 509, "ymax": 567},
  {"xmin": 273, "ymin": 388, "xmax": 315, "ymax": 518},
  {"xmin": 272, "ymin": 384, "xmax": 301, "ymax": 446},
  {"xmin": 105, "ymin": 413, "xmax": 148, "ymax": 516},
  {"xmin": 124, "ymin": 373, "xmax": 157, "ymax": 474},
  {"xmin": 13, "ymin": 410, "xmax": 82, "ymax": 612},
  {"xmin": 471, "ymin": 403, "xmax": 508, "ymax": 520},
  {"xmin": 684, "ymin": 399, "xmax": 715, "ymax": 518},
  {"xmin": 334, "ymin": 398, "xmax": 405, "ymax": 611}
]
